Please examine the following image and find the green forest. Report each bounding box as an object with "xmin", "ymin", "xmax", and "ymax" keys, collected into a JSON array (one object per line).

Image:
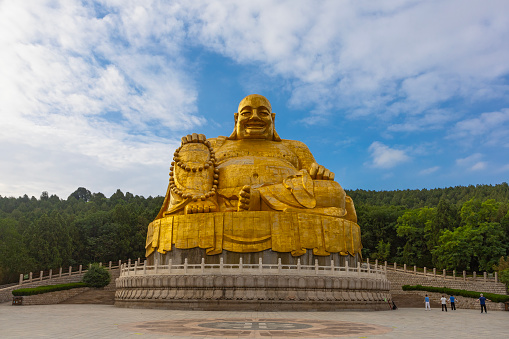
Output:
[{"xmin": 1, "ymin": 183, "xmax": 509, "ymax": 285}]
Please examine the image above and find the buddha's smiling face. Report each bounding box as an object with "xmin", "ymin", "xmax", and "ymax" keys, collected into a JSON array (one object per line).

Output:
[{"xmin": 236, "ymin": 95, "xmax": 275, "ymax": 140}]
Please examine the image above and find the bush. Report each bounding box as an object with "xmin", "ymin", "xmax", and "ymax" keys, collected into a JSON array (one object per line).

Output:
[
  {"xmin": 82, "ymin": 264, "xmax": 111, "ymax": 288},
  {"xmin": 402, "ymin": 284, "xmax": 509, "ymax": 303},
  {"xmin": 12, "ymin": 282, "xmax": 88, "ymax": 296}
]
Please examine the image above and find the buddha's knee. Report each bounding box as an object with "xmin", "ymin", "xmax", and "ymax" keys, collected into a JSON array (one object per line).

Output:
[{"xmin": 313, "ymin": 180, "xmax": 346, "ymax": 208}]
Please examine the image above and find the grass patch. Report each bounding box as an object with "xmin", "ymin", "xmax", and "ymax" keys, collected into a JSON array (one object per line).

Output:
[
  {"xmin": 402, "ymin": 284, "xmax": 509, "ymax": 303},
  {"xmin": 12, "ymin": 282, "xmax": 88, "ymax": 296}
]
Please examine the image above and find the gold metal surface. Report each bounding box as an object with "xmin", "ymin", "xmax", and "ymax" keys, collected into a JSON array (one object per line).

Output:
[{"xmin": 146, "ymin": 94, "xmax": 362, "ymax": 257}]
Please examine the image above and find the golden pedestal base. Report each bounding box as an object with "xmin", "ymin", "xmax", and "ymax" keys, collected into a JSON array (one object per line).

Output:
[{"xmin": 146, "ymin": 211, "xmax": 362, "ymax": 258}]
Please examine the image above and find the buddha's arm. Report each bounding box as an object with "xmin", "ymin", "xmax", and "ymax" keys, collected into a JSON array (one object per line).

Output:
[
  {"xmin": 283, "ymin": 140, "xmax": 335, "ymax": 180},
  {"xmin": 164, "ymin": 134, "xmax": 219, "ymax": 215}
]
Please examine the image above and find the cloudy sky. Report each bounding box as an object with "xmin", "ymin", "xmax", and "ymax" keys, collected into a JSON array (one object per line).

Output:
[{"xmin": 1, "ymin": 0, "xmax": 509, "ymax": 199}]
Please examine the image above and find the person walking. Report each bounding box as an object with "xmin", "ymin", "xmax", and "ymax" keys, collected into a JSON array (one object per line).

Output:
[
  {"xmin": 479, "ymin": 293, "xmax": 488, "ymax": 313},
  {"xmin": 424, "ymin": 295, "xmax": 431, "ymax": 310},
  {"xmin": 441, "ymin": 295, "xmax": 448, "ymax": 312},
  {"xmin": 450, "ymin": 295, "xmax": 456, "ymax": 310}
]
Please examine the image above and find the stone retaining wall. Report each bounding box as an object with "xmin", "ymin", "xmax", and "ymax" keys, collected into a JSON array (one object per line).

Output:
[
  {"xmin": 0, "ymin": 268, "xmax": 120, "ymax": 304},
  {"xmin": 387, "ymin": 270, "xmax": 507, "ymax": 295},
  {"xmin": 16, "ymin": 288, "xmax": 90, "ymax": 306}
]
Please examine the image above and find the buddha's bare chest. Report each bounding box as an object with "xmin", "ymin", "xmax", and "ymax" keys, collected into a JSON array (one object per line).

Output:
[
  {"xmin": 215, "ymin": 141, "xmax": 299, "ymax": 167},
  {"xmin": 214, "ymin": 141, "xmax": 300, "ymax": 187}
]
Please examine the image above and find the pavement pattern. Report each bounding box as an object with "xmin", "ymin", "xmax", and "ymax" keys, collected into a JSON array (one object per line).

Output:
[{"xmin": 1, "ymin": 302, "xmax": 507, "ymax": 338}]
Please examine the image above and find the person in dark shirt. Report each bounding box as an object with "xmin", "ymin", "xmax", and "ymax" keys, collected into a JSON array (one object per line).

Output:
[{"xmin": 478, "ymin": 293, "xmax": 488, "ymax": 313}]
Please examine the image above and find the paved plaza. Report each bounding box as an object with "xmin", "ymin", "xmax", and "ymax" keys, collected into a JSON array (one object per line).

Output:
[{"xmin": 1, "ymin": 302, "xmax": 507, "ymax": 338}]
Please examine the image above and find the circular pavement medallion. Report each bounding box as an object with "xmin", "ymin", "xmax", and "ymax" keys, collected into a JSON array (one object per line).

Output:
[{"xmin": 119, "ymin": 318, "xmax": 392, "ymax": 338}]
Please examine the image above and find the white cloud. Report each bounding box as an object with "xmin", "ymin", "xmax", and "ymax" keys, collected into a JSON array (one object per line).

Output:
[
  {"xmin": 368, "ymin": 142, "xmax": 410, "ymax": 169},
  {"xmin": 186, "ymin": 0, "xmax": 509, "ymax": 125},
  {"xmin": 449, "ymin": 108, "xmax": 509, "ymax": 147},
  {"xmin": 470, "ymin": 162, "xmax": 487, "ymax": 171},
  {"xmin": 388, "ymin": 109, "xmax": 458, "ymax": 132},
  {"xmin": 0, "ymin": 1, "xmax": 200, "ymax": 197},
  {"xmin": 419, "ymin": 166, "xmax": 440, "ymax": 175},
  {"xmin": 456, "ymin": 153, "xmax": 488, "ymax": 171}
]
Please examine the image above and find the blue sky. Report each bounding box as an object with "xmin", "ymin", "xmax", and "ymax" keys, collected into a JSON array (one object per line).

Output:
[{"xmin": 1, "ymin": 0, "xmax": 509, "ymax": 199}]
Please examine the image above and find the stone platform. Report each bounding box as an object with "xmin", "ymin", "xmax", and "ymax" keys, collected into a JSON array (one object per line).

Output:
[{"xmin": 115, "ymin": 258, "xmax": 390, "ymax": 311}]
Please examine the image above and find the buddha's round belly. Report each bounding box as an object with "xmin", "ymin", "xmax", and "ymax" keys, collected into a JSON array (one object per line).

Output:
[{"xmin": 217, "ymin": 156, "xmax": 299, "ymax": 188}]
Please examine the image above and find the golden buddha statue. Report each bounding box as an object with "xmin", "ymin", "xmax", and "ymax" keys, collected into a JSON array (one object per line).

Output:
[{"xmin": 146, "ymin": 95, "xmax": 362, "ymax": 259}]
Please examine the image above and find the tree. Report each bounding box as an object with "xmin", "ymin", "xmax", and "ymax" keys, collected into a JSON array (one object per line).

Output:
[
  {"xmin": 396, "ymin": 207, "xmax": 436, "ymax": 267},
  {"xmin": 68, "ymin": 187, "xmax": 92, "ymax": 202},
  {"xmin": 433, "ymin": 222, "xmax": 507, "ymax": 272},
  {"xmin": 371, "ymin": 239, "xmax": 391, "ymax": 261},
  {"xmin": 0, "ymin": 218, "xmax": 36, "ymax": 284}
]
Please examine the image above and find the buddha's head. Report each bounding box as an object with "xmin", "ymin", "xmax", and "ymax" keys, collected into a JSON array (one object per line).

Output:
[{"xmin": 229, "ymin": 94, "xmax": 281, "ymax": 141}]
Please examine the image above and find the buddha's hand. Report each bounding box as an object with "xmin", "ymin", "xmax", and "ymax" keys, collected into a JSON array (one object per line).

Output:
[
  {"xmin": 181, "ymin": 133, "xmax": 207, "ymax": 145},
  {"xmin": 237, "ymin": 185, "xmax": 251, "ymax": 211},
  {"xmin": 309, "ymin": 162, "xmax": 335, "ymax": 180},
  {"xmin": 185, "ymin": 199, "xmax": 218, "ymax": 214}
]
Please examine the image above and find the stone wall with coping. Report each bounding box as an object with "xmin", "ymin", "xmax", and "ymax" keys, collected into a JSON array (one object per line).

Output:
[
  {"xmin": 387, "ymin": 270, "xmax": 507, "ymax": 295},
  {"xmin": 0, "ymin": 268, "xmax": 120, "ymax": 304},
  {"xmin": 17, "ymin": 287, "xmax": 90, "ymax": 306}
]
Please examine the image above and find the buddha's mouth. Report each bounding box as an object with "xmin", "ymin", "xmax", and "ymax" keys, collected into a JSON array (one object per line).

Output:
[{"xmin": 245, "ymin": 122, "xmax": 266, "ymax": 129}]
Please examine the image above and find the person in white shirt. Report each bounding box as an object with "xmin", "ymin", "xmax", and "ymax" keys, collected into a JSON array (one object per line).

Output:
[{"xmin": 441, "ymin": 295, "xmax": 448, "ymax": 312}]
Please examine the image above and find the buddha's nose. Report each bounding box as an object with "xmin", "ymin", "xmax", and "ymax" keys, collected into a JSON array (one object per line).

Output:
[{"xmin": 251, "ymin": 109, "xmax": 262, "ymax": 120}]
